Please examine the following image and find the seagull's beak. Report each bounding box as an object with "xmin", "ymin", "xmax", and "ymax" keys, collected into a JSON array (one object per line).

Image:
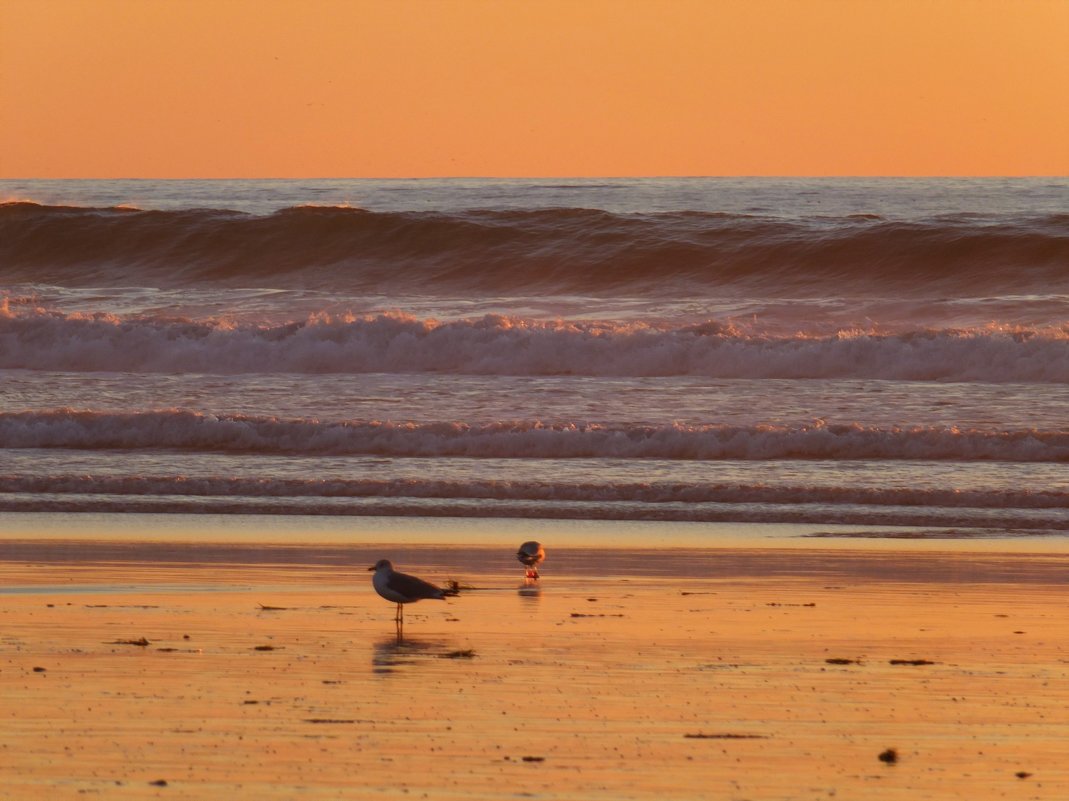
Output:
[{"xmin": 367, "ymin": 565, "xmax": 376, "ymax": 571}]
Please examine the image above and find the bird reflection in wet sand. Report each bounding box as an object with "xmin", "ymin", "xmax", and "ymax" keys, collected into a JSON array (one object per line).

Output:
[
  {"xmin": 372, "ymin": 637, "xmax": 441, "ymax": 674},
  {"xmin": 369, "ymin": 559, "xmax": 451, "ymax": 641},
  {"xmin": 517, "ymin": 541, "xmax": 545, "ymax": 580}
]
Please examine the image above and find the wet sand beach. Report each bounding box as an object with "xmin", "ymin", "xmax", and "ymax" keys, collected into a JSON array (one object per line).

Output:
[{"xmin": 2, "ymin": 520, "xmax": 1069, "ymax": 800}]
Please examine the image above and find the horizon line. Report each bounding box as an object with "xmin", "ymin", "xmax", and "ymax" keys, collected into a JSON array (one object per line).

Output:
[{"xmin": 3, "ymin": 174, "xmax": 1067, "ymax": 181}]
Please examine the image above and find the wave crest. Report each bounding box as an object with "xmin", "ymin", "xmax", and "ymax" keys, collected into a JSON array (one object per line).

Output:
[
  {"xmin": 2, "ymin": 307, "xmax": 1067, "ymax": 381},
  {"xmin": 3, "ymin": 202, "xmax": 1067, "ymax": 294},
  {"xmin": 2, "ymin": 410, "xmax": 1067, "ymax": 461}
]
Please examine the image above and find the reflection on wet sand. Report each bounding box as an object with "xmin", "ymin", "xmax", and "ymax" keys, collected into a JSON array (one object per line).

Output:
[
  {"xmin": 372, "ymin": 636, "xmax": 453, "ymax": 674},
  {"xmin": 518, "ymin": 576, "xmax": 542, "ymax": 598}
]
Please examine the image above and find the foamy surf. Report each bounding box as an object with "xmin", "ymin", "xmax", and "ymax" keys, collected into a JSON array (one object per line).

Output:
[
  {"xmin": 2, "ymin": 178, "xmax": 1067, "ymax": 538},
  {"xmin": 2, "ymin": 307, "xmax": 1067, "ymax": 382},
  {"xmin": 1, "ymin": 410, "xmax": 1067, "ymax": 462}
]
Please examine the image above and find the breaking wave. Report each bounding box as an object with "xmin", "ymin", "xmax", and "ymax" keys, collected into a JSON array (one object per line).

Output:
[
  {"xmin": 3, "ymin": 202, "xmax": 1068, "ymax": 294},
  {"xmin": 3, "ymin": 307, "xmax": 1067, "ymax": 381},
  {"xmin": 2, "ymin": 410, "xmax": 1067, "ymax": 461}
]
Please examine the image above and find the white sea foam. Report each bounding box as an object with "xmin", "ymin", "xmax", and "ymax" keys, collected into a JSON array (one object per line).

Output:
[
  {"xmin": 2, "ymin": 308, "xmax": 1067, "ymax": 382},
  {"xmin": 2, "ymin": 410, "xmax": 1067, "ymax": 462}
]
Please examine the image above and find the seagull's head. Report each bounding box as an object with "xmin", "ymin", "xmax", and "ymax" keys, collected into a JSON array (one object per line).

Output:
[{"xmin": 369, "ymin": 559, "xmax": 393, "ymax": 573}]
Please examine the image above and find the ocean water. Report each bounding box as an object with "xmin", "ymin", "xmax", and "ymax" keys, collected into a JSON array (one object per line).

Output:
[{"xmin": 1, "ymin": 178, "xmax": 1068, "ymax": 538}]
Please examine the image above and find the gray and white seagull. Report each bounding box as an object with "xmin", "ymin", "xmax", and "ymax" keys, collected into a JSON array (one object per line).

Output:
[{"xmin": 369, "ymin": 559, "xmax": 447, "ymax": 628}]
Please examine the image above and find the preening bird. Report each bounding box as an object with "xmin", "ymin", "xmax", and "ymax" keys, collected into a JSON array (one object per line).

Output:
[{"xmin": 516, "ymin": 541, "xmax": 545, "ymax": 579}]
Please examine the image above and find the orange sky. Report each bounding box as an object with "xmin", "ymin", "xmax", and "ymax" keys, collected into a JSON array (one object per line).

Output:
[{"xmin": 1, "ymin": 0, "xmax": 1067, "ymax": 178}]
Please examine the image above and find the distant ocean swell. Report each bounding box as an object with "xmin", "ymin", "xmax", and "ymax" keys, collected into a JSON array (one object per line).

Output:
[
  {"xmin": 3, "ymin": 410, "xmax": 1067, "ymax": 462},
  {"xmin": 3, "ymin": 308, "xmax": 1067, "ymax": 381},
  {"xmin": 3, "ymin": 202, "xmax": 1068, "ymax": 293}
]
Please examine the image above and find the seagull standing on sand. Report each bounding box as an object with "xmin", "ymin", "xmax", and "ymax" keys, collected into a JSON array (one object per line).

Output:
[
  {"xmin": 516, "ymin": 541, "xmax": 545, "ymax": 579},
  {"xmin": 369, "ymin": 559, "xmax": 446, "ymax": 629}
]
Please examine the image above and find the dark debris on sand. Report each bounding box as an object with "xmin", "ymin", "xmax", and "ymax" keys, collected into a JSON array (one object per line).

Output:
[
  {"xmin": 889, "ymin": 659, "xmax": 937, "ymax": 666},
  {"xmin": 570, "ymin": 613, "xmax": 625, "ymax": 618},
  {"xmin": 111, "ymin": 638, "xmax": 150, "ymax": 647},
  {"xmin": 440, "ymin": 649, "xmax": 476, "ymax": 659}
]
